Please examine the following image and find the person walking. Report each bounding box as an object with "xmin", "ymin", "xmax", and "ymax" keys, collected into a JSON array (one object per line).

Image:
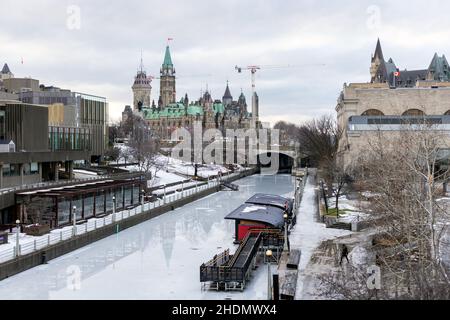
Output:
[{"xmin": 340, "ymin": 244, "xmax": 349, "ymax": 265}]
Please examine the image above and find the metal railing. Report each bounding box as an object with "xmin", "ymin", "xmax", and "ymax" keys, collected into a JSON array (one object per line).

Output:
[
  {"xmin": 0, "ymin": 170, "xmax": 245, "ymax": 264},
  {"xmin": 0, "ymin": 172, "xmax": 145, "ymax": 196}
]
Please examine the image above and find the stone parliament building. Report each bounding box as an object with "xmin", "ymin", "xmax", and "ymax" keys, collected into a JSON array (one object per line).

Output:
[
  {"xmin": 124, "ymin": 46, "xmax": 256, "ymax": 140},
  {"xmin": 336, "ymin": 39, "xmax": 450, "ymax": 167}
]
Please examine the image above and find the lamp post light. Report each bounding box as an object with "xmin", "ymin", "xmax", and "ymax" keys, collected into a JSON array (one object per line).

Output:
[
  {"xmin": 141, "ymin": 189, "xmax": 145, "ymax": 206},
  {"xmin": 266, "ymin": 249, "xmax": 273, "ymax": 300},
  {"xmin": 283, "ymin": 213, "xmax": 289, "ymax": 253},
  {"xmin": 72, "ymin": 206, "xmax": 77, "ymax": 236},
  {"xmin": 15, "ymin": 219, "xmax": 20, "ymax": 257},
  {"xmin": 163, "ymin": 184, "xmax": 166, "ymax": 204}
]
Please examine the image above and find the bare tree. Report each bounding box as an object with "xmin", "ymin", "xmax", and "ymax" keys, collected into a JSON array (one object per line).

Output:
[
  {"xmin": 104, "ymin": 146, "xmax": 121, "ymax": 164},
  {"xmin": 274, "ymin": 120, "xmax": 300, "ymax": 145},
  {"xmin": 332, "ymin": 164, "xmax": 353, "ymax": 217},
  {"xmin": 128, "ymin": 138, "xmax": 160, "ymax": 176},
  {"xmin": 320, "ymin": 122, "xmax": 450, "ymax": 299},
  {"xmin": 298, "ymin": 115, "xmax": 342, "ymax": 182}
]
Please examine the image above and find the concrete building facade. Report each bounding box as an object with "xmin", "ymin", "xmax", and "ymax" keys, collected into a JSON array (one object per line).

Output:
[{"xmin": 336, "ymin": 40, "xmax": 450, "ymax": 167}]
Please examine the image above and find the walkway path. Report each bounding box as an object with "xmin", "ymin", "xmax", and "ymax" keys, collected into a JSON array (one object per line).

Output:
[{"xmin": 289, "ymin": 175, "xmax": 351, "ymax": 299}]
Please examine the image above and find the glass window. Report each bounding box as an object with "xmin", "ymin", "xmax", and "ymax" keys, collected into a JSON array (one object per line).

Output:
[
  {"xmin": 9, "ymin": 164, "xmax": 20, "ymax": 176},
  {"xmin": 124, "ymin": 186, "xmax": 132, "ymax": 207},
  {"xmin": 2, "ymin": 164, "xmax": 10, "ymax": 177},
  {"xmin": 115, "ymin": 186, "xmax": 124, "ymax": 210},
  {"xmin": 132, "ymin": 185, "xmax": 140, "ymax": 205},
  {"xmin": 58, "ymin": 198, "xmax": 71, "ymax": 226},
  {"xmin": 83, "ymin": 193, "xmax": 94, "ymax": 218},
  {"xmin": 71, "ymin": 196, "xmax": 83, "ymax": 220},
  {"xmin": 105, "ymin": 189, "xmax": 114, "ymax": 213},
  {"xmin": 0, "ymin": 110, "xmax": 5, "ymax": 140},
  {"xmin": 95, "ymin": 192, "xmax": 105, "ymax": 216},
  {"xmin": 30, "ymin": 162, "xmax": 39, "ymax": 174},
  {"xmin": 23, "ymin": 163, "xmax": 31, "ymax": 175}
]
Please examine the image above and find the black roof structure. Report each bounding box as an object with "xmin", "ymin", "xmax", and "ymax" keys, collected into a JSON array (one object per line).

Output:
[
  {"xmin": 224, "ymin": 203, "xmax": 285, "ymax": 228},
  {"xmin": 16, "ymin": 178, "xmax": 141, "ymax": 197},
  {"xmin": 223, "ymin": 81, "xmax": 232, "ymax": 99},
  {"xmin": 0, "ymin": 139, "xmax": 13, "ymax": 145},
  {"xmin": 1, "ymin": 63, "xmax": 11, "ymax": 74},
  {"xmin": 371, "ymin": 39, "xmax": 450, "ymax": 87},
  {"xmin": 245, "ymin": 193, "xmax": 293, "ymax": 213}
]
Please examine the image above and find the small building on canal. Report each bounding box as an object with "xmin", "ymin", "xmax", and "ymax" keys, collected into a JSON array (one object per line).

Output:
[{"xmin": 15, "ymin": 177, "xmax": 145, "ymax": 229}]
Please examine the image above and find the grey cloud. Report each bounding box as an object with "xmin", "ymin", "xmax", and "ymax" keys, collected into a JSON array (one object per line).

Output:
[{"xmin": 2, "ymin": 0, "xmax": 450, "ymax": 125}]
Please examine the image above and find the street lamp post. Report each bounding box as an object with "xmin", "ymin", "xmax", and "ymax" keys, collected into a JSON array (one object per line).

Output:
[
  {"xmin": 141, "ymin": 189, "xmax": 145, "ymax": 206},
  {"xmin": 15, "ymin": 219, "xmax": 20, "ymax": 257},
  {"xmin": 284, "ymin": 213, "xmax": 289, "ymax": 253},
  {"xmin": 163, "ymin": 185, "xmax": 166, "ymax": 204},
  {"xmin": 112, "ymin": 196, "xmax": 116, "ymax": 223},
  {"xmin": 72, "ymin": 206, "xmax": 77, "ymax": 236},
  {"xmin": 266, "ymin": 249, "xmax": 273, "ymax": 300}
]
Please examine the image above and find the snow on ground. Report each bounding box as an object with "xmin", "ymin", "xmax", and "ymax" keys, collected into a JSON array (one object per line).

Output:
[
  {"xmin": 73, "ymin": 169, "xmax": 98, "ymax": 180},
  {"xmin": 290, "ymin": 176, "xmax": 352, "ymax": 300},
  {"xmin": 152, "ymin": 182, "xmax": 201, "ymax": 196},
  {"xmin": 113, "ymin": 153, "xmax": 234, "ymax": 186},
  {"xmin": 327, "ymin": 195, "xmax": 370, "ymax": 223},
  {"xmin": 112, "ymin": 143, "xmax": 233, "ymax": 180}
]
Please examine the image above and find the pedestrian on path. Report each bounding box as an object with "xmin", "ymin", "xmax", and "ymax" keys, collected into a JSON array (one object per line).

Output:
[{"xmin": 340, "ymin": 244, "xmax": 349, "ymax": 265}]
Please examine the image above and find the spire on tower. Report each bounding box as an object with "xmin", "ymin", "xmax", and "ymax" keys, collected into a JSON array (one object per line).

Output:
[
  {"xmin": 139, "ymin": 49, "xmax": 144, "ymax": 72},
  {"xmin": 223, "ymin": 81, "xmax": 232, "ymax": 99},
  {"xmin": 1, "ymin": 63, "xmax": 11, "ymax": 74},
  {"xmin": 163, "ymin": 46, "xmax": 173, "ymax": 67},
  {"xmin": 372, "ymin": 38, "xmax": 384, "ymax": 61}
]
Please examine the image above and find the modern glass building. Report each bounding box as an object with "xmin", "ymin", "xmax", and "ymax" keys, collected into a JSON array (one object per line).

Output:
[
  {"xmin": 48, "ymin": 126, "xmax": 91, "ymax": 151},
  {"xmin": 74, "ymin": 92, "xmax": 108, "ymax": 162}
]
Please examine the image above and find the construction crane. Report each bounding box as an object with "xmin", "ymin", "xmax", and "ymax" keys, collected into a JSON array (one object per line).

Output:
[
  {"xmin": 235, "ymin": 64, "xmax": 291, "ymax": 128},
  {"xmin": 235, "ymin": 64, "xmax": 325, "ymax": 127},
  {"xmin": 147, "ymin": 74, "xmax": 212, "ymax": 80}
]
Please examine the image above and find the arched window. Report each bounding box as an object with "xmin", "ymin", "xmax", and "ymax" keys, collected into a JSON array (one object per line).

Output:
[
  {"xmin": 361, "ymin": 109, "xmax": 384, "ymax": 116},
  {"xmin": 444, "ymin": 110, "xmax": 450, "ymax": 115},
  {"xmin": 402, "ymin": 109, "xmax": 425, "ymax": 116}
]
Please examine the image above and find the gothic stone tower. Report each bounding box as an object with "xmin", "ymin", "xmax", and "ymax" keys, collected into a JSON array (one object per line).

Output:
[
  {"xmin": 132, "ymin": 60, "xmax": 152, "ymax": 111},
  {"xmin": 160, "ymin": 46, "xmax": 176, "ymax": 108},
  {"xmin": 222, "ymin": 81, "xmax": 233, "ymax": 107}
]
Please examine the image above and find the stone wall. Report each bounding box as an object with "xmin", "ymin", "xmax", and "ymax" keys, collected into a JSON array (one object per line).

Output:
[{"xmin": 336, "ymin": 83, "xmax": 450, "ymax": 167}]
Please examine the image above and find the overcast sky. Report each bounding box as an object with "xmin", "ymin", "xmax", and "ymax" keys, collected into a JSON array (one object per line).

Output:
[{"xmin": 2, "ymin": 0, "xmax": 450, "ymax": 126}]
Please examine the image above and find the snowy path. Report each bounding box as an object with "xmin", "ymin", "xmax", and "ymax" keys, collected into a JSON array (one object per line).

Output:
[{"xmin": 289, "ymin": 175, "xmax": 351, "ymax": 300}]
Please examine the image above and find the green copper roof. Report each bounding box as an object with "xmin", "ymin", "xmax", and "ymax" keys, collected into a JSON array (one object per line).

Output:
[
  {"xmin": 163, "ymin": 46, "xmax": 173, "ymax": 67},
  {"xmin": 212, "ymin": 103, "xmax": 225, "ymax": 114},
  {"xmin": 142, "ymin": 102, "xmax": 224, "ymax": 120},
  {"xmin": 187, "ymin": 104, "xmax": 204, "ymax": 116}
]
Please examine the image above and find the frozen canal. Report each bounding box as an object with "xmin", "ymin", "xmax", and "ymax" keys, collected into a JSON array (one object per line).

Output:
[{"xmin": 0, "ymin": 174, "xmax": 294, "ymax": 300}]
